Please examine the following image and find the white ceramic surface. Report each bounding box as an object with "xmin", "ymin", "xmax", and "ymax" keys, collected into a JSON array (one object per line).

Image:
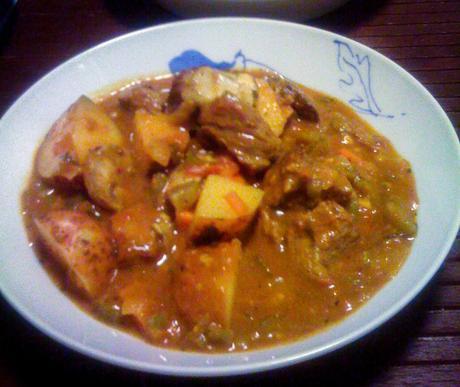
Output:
[
  {"xmin": 0, "ymin": 18, "xmax": 459, "ymax": 376},
  {"xmin": 156, "ymin": 0, "xmax": 349, "ymax": 20}
]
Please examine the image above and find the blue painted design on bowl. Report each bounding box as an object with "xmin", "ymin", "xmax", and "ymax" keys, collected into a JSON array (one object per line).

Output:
[
  {"xmin": 168, "ymin": 49, "xmax": 275, "ymax": 73},
  {"xmin": 334, "ymin": 40, "xmax": 394, "ymax": 118}
]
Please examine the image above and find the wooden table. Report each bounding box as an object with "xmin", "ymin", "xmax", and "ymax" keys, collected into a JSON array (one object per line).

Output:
[{"xmin": 0, "ymin": 1, "xmax": 459, "ymax": 385}]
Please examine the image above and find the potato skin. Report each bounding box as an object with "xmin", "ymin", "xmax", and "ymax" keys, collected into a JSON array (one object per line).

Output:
[
  {"xmin": 70, "ymin": 96, "xmax": 124, "ymax": 164},
  {"xmin": 36, "ymin": 96, "xmax": 124, "ymax": 189},
  {"xmin": 83, "ymin": 145, "xmax": 134, "ymax": 211},
  {"xmin": 36, "ymin": 108, "xmax": 82, "ymax": 187},
  {"xmin": 173, "ymin": 239, "xmax": 242, "ymax": 328},
  {"xmin": 34, "ymin": 210, "xmax": 115, "ymax": 297}
]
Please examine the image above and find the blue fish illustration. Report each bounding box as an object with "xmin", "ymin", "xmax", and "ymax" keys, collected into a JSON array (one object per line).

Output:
[
  {"xmin": 168, "ymin": 49, "xmax": 275, "ymax": 74},
  {"xmin": 334, "ymin": 40, "xmax": 393, "ymax": 118}
]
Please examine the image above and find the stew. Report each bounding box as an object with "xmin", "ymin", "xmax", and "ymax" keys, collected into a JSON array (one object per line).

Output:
[{"xmin": 22, "ymin": 67, "xmax": 418, "ymax": 352}]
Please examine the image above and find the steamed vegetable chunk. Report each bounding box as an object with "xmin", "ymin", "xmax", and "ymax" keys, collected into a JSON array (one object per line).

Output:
[
  {"xmin": 174, "ymin": 239, "xmax": 242, "ymax": 328},
  {"xmin": 33, "ymin": 210, "xmax": 115, "ymax": 297},
  {"xmin": 193, "ymin": 175, "xmax": 264, "ymax": 238}
]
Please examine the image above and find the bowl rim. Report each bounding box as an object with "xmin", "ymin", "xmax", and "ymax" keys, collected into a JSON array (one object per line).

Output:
[{"xmin": 1, "ymin": 17, "xmax": 459, "ymax": 377}]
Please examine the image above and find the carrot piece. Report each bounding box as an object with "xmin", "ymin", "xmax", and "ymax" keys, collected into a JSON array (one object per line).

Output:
[
  {"xmin": 339, "ymin": 148, "xmax": 364, "ymax": 166},
  {"xmin": 213, "ymin": 156, "xmax": 240, "ymax": 177},
  {"xmin": 184, "ymin": 164, "xmax": 210, "ymax": 177},
  {"xmin": 185, "ymin": 156, "xmax": 239, "ymax": 178},
  {"xmin": 176, "ymin": 211, "xmax": 194, "ymax": 230},
  {"xmin": 224, "ymin": 191, "xmax": 249, "ymax": 216}
]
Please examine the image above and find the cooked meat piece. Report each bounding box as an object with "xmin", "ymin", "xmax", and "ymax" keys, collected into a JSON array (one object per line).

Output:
[
  {"xmin": 286, "ymin": 235, "xmax": 332, "ymax": 285},
  {"xmin": 199, "ymin": 94, "xmax": 281, "ymax": 171},
  {"xmin": 167, "ymin": 67, "xmax": 281, "ymax": 171},
  {"xmin": 259, "ymin": 200, "xmax": 356, "ymax": 285},
  {"xmin": 263, "ymin": 145, "xmax": 355, "ymax": 208},
  {"xmin": 307, "ymin": 200, "xmax": 356, "ymax": 250},
  {"xmin": 111, "ymin": 205, "xmax": 171, "ymax": 264},
  {"xmin": 258, "ymin": 207, "xmax": 334, "ymax": 284},
  {"xmin": 168, "ymin": 67, "xmax": 257, "ymax": 109},
  {"xmin": 118, "ymin": 83, "xmax": 169, "ymax": 113},
  {"xmin": 266, "ymin": 73, "xmax": 319, "ymax": 122}
]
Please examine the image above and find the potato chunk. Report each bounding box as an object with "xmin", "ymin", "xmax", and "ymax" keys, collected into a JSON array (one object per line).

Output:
[
  {"xmin": 36, "ymin": 96, "xmax": 124, "ymax": 187},
  {"xmin": 192, "ymin": 175, "xmax": 264, "ymax": 237},
  {"xmin": 34, "ymin": 210, "xmax": 115, "ymax": 297},
  {"xmin": 174, "ymin": 239, "xmax": 242, "ymax": 327},
  {"xmin": 36, "ymin": 107, "xmax": 81, "ymax": 186},
  {"xmin": 256, "ymin": 80, "xmax": 293, "ymax": 137},
  {"xmin": 70, "ymin": 96, "xmax": 124, "ymax": 164},
  {"xmin": 134, "ymin": 110, "xmax": 190, "ymax": 167},
  {"xmin": 83, "ymin": 145, "xmax": 134, "ymax": 211}
]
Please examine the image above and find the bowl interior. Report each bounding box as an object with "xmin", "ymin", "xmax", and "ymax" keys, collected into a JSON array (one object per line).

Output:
[{"xmin": 0, "ymin": 18, "xmax": 459, "ymax": 376}]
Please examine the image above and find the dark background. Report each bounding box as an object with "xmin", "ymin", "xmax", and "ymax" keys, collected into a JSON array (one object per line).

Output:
[{"xmin": 0, "ymin": 1, "xmax": 459, "ymax": 385}]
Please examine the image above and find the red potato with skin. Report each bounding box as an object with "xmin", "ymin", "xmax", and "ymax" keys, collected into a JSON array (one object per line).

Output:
[
  {"xmin": 33, "ymin": 210, "xmax": 116, "ymax": 297},
  {"xmin": 36, "ymin": 96, "xmax": 124, "ymax": 188},
  {"xmin": 83, "ymin": 145, "xmax": 135, "ymax": 211},
  {"xmin": 36, "ymin": 110, "xmax": 82, "ymax": 187}
]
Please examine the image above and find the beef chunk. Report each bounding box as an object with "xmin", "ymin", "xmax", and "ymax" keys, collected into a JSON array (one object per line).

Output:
[{"xmin": 199, "ymin": 94, "xmax": 281, "ymax": 171}]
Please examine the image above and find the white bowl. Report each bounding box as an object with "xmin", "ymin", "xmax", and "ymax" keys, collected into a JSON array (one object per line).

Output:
[
  {"xmin": 0, "ymin": 18, "xmax": 459, "ymax": 376},
  {"xmin": 156, "ymin": 0, "xmax": 349, "ymax": 20}
]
